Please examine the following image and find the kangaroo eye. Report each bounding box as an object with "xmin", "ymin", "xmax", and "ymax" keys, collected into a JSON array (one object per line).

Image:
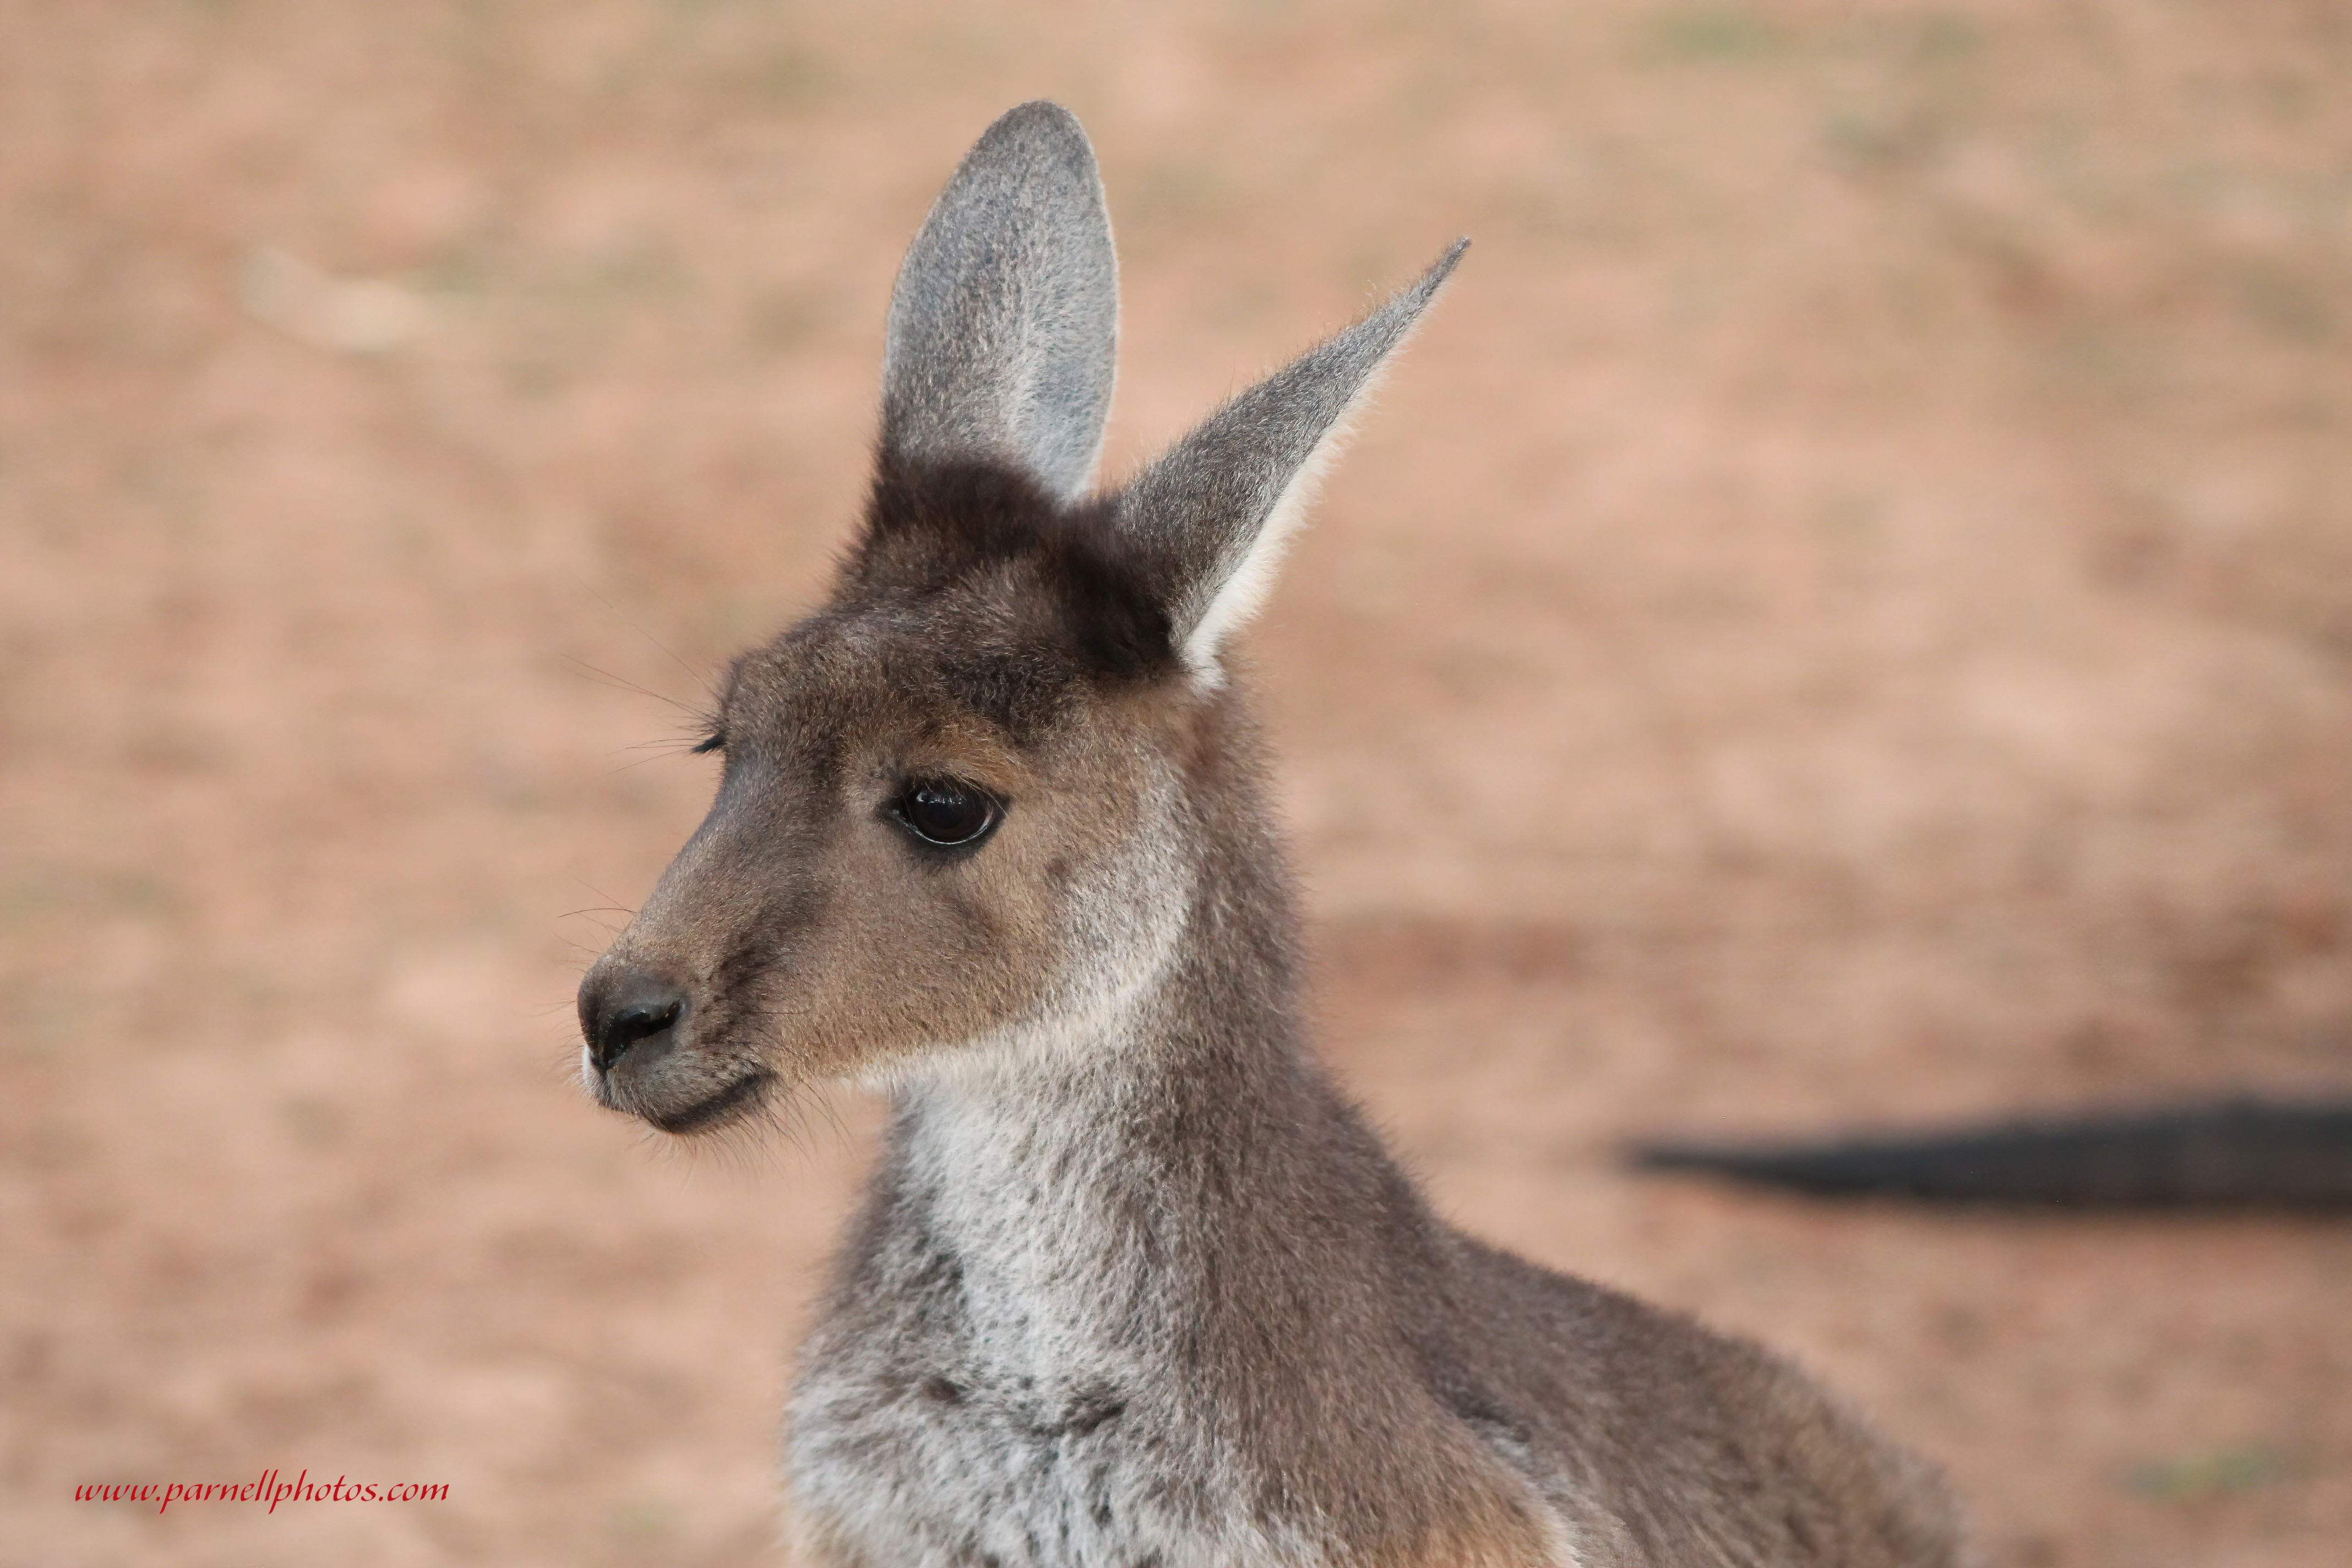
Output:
[{"xmin": 891, "ymin": 780, "xmax": 1003, "ymax": 849}]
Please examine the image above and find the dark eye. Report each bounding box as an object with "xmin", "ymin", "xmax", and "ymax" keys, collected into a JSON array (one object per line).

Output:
[{"xmin": 890, "ymin": 779, "xmax": 1003, "ymax": 849}]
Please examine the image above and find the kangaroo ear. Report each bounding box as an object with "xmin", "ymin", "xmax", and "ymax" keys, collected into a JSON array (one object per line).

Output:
[
  {"xmin": 1112, "ymin": 241, "xmax": 1465, "ymax": 686},
  {"xmin": 880, "ymin": 102, "xmax": 1118, "ymax": 503}
]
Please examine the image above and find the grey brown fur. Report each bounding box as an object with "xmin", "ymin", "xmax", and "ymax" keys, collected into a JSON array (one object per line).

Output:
[{"xmin": 579, "ymin": 101, "xmax": 1968, "ymax": 1567}]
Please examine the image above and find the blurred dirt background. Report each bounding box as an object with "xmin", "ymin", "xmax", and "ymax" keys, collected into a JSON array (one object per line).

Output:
[{"xmin": 5, "ymin": 2, "xmax": 2350, "ymax": 1564}]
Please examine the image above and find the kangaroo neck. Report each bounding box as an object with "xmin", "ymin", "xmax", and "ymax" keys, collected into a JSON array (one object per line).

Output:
[
  {"xmin": 892, "ymin": 743, "xmax": 1312, "ymax": 1182},
  {"xmin": 878, "ymin": 842, "xmax": 1371, "ymax": 1328},
  {"xmin": 887, "ymin": 929, "xmax": 1315, "ymax": 1228}
]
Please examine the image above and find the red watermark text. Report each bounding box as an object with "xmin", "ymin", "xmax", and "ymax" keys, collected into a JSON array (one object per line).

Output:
[{"xmin": 75, "ymin": 1469, "xmax": 449, "ymax": 1513}]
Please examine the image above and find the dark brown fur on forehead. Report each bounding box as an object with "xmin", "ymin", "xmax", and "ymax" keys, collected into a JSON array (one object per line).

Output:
[{"xmin": 841, "ymin": 454, "xmax": 1178, "ymax": 710}]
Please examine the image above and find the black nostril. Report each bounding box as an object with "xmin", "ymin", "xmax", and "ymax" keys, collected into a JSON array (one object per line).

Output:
[{"xmin": 589, "ymin": 989, "xmax": 685, "ymax": 1074}]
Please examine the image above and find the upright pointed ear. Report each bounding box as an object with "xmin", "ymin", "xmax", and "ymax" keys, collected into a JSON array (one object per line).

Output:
[
  {"xmin": 879, "ymin": 102, "xmax": 1118, "ymax": 503},
  {"xmin": 1111, "ymin": 241, "xmax": 1466, "ymax": 685}
]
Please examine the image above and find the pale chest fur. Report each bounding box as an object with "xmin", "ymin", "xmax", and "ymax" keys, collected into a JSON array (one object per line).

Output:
[
  {"xmin": 783, "ymin": 1054, "xmax": 1583, "ymax": 1568},
  {"xmin": 785, "ymin": 1064, "xmax": 1329, "ymax": 1568}
]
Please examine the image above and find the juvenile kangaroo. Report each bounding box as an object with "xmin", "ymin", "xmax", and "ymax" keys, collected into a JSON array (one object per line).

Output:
[{"xmin": 579, "ymin": 102, "xmax": 1967, "ymax": 1567}]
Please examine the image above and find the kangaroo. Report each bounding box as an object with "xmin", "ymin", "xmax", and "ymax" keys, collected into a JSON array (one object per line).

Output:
[{"xmin": 577, "ymin": 102, "xmax": 1968, "ymax": 1568}]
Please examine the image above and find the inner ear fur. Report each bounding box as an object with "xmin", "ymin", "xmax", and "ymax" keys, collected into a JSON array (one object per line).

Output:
[
  {"xmin": 878, "ymin": 102, "xmax": 1119, "ymax": 504},
  {"xmin": 1110, "ymin": 240, "xmax": 1466, "ymax": 685}
]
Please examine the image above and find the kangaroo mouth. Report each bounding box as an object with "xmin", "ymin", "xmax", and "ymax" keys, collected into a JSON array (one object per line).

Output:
[{"xmin": 645, "ymin": 1069, "xmax": 776, "ymax": 1135}]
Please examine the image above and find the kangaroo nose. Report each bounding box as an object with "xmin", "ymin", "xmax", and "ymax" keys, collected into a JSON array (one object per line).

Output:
[{"xmin": 581, "ymin": 974, "xmax": 687, "ymax": 1074}]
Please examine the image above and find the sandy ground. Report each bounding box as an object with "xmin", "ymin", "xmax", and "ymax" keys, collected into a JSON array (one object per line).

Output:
[{"xmin": 4, "ymin": 2, "xmax": 2349, "ymax": 1564}]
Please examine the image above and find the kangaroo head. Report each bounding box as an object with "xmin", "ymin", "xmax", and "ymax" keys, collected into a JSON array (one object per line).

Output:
[{"xmin": 578, "ymin": 102, "xmax": 1461, "ymax": 1135}]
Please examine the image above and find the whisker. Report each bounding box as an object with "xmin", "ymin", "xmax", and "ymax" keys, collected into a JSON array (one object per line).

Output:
[
  {"xmin": 569, "ymin": 571, "xmax": 711, "ymax": 690},
  {"xmin": 600, "ymin": 748, "xmax": 705, "ymax": 779},
  {"xmin": 570, "ymin": 880, "xmax": 637, "ymax": 918},
  {"xmin": 561, "ymin": 654, "xmax": 718, "ymax": 728}
]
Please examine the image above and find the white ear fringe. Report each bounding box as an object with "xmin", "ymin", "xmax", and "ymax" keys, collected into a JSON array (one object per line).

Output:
[{"xmin": 1178, "ymin": 402, "xmax": 1364, "ymax": 693}]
